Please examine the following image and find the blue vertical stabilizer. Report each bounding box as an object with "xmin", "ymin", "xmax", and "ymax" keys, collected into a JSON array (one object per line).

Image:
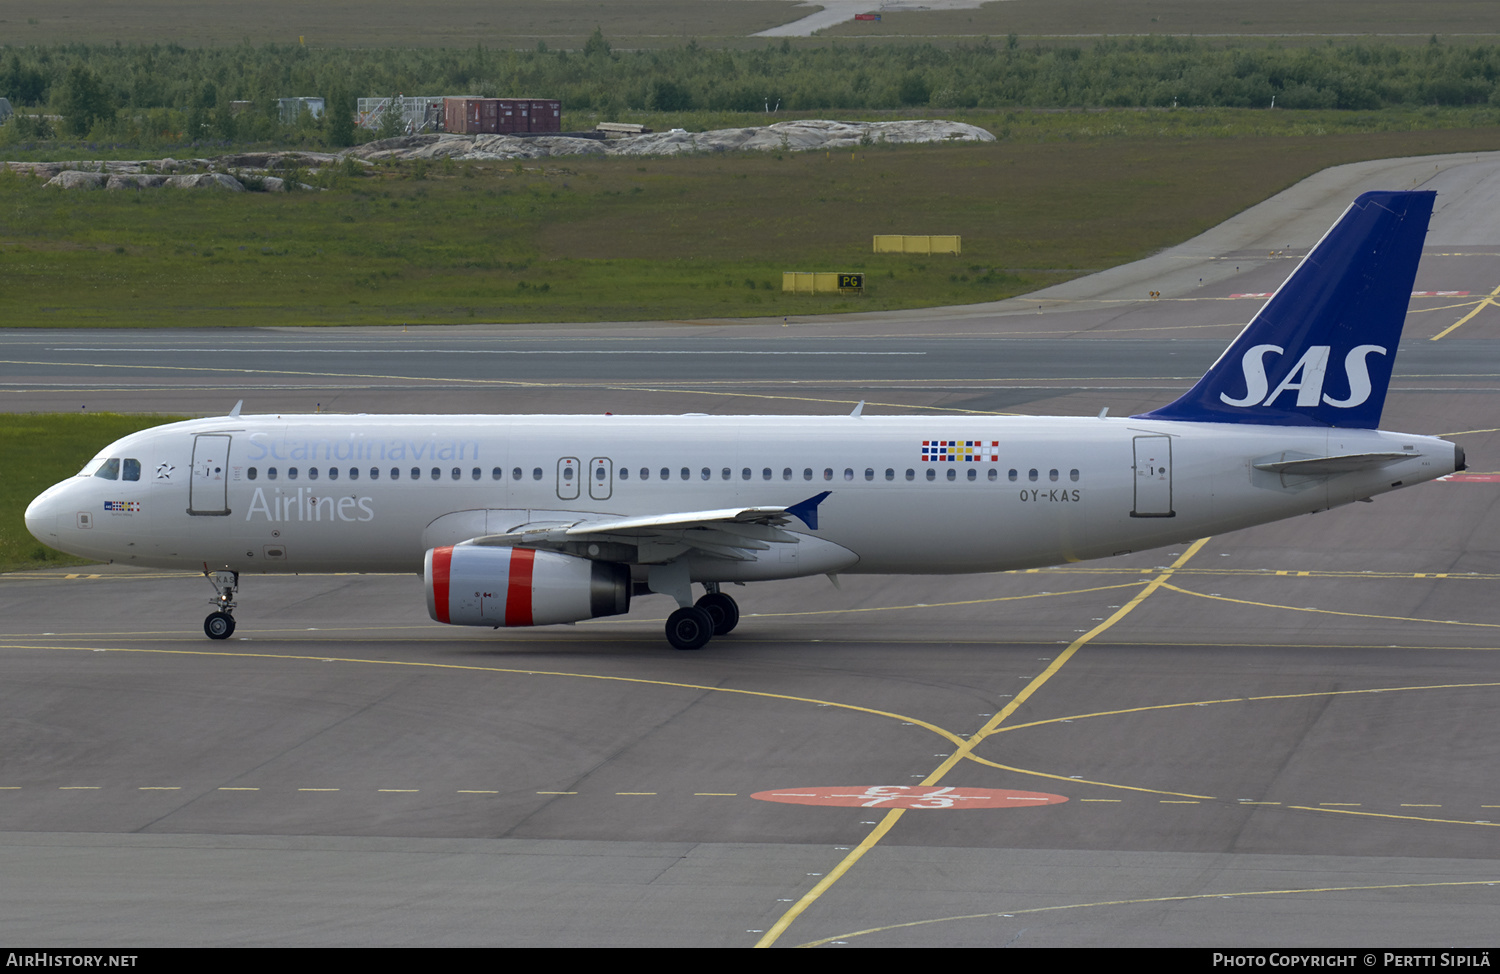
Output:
[{"xmin": 1135, "ymin": 190, "xmax": 1435, "ymax": 428}]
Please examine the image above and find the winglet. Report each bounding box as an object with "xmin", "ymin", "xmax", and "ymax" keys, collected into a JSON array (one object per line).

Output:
[
  {"xmin": 1135, "ymin": 191, "xmax": 1435, "ymax": 428},
  {"xmin": 228, "ymin": 400, "xmax": 243, "ymax": 418},
  {"xmin": 786, "ymin": 491, "xmax": 832, "ymax": 531}
]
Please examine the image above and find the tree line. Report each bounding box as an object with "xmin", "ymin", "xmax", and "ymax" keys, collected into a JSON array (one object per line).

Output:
[{"xmin": 4, "ymin": 33, "xmax": 1500, "ymax": 145}]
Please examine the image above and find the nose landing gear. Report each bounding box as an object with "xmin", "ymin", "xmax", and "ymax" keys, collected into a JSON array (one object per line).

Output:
[{"xmin": 203, "ymin": 569, "xmax": 238, "ymax": 640}]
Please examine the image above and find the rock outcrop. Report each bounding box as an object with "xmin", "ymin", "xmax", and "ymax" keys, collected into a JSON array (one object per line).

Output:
[
  {"xmin": 349, "ymin": 119, "xmax": 994, "ymax": 162},
  {"xmin": 12, "ymin": 120, "xmax": 993, "ymax": 190}
]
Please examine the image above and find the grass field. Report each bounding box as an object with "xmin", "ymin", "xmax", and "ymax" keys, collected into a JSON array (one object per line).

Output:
[
  {"xmin": 0, "ymin": 414, "xmax": 187, "ymax": 573},
  {"xmin": 5, "ymin": 0, "xmax": 1499, "ymax": 48},
  {"xmin": 4, "ymin": 109, "xmax": 1498, "ymax": 328}
]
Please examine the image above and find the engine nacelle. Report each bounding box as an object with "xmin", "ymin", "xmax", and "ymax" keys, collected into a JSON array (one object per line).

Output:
[{"xmin": 425, "ymin": 545, "xmax": 630, "ymax": 627}]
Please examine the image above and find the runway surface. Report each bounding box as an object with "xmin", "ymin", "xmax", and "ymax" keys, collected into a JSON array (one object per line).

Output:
[{"xmin": 3, "ymin": 155, "xmax": 1500, "ymax": 947}]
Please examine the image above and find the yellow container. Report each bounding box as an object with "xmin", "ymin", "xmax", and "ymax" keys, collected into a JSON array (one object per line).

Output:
[
  {"xmin": 782, "ymin": 272, "xmax": 861, "ymax": 294},
  {"xmin": 872, "ymin": 234, "xmax": 961, "ymax": 255}
]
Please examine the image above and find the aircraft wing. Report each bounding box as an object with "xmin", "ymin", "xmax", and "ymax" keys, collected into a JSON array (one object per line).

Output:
[
  {"xmin": 563, "ymin": 506, "xmax": 802, "ymax": 535},
  {"xmin": 462, "ymin": 491, "xmax": 832, "ymax": 563}
]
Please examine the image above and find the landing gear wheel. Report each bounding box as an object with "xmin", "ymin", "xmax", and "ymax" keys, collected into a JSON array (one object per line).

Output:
[
  {"xmin": 204, "ymin": 611, "xmax": 236, "ymax": 640},
  {"xmin": 202, "ymin": 569, "xmax": 240, "ymax": 641},
  {"xmin": 665, "ymin": 606, "xmax": 715, "ymax": 650},
  {"xmin": 695, "ymin": 592, "xmax": 740, "ymax": 636}
]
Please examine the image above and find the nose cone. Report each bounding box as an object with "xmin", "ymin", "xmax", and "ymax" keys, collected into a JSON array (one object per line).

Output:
[{"xmin": 25, "ymin": 483, "xmax": 65, "ymax": 547}]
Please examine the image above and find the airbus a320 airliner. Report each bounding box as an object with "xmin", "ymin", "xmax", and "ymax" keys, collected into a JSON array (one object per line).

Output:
[{"xmin": 25, "ymin": 191, "xmax": 1463, "ymax": 649}]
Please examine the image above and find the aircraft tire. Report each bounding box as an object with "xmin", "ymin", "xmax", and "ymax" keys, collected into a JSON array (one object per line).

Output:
[
  {"xmin": 695, "ymin": 592, "xmax": 740, "ymax": 635},
  {"xmin": 665, "ymin": 606, "xmax": 714, "ymax": 650},
  {"xmin": 204, "ymin": 611, "xmax": 235, "ymax": 640}
]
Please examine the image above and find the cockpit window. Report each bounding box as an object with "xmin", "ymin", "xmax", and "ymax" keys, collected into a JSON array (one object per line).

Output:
[{"xmin": 84, "ymin": 456, "xmax": 142, "ymax": 480}]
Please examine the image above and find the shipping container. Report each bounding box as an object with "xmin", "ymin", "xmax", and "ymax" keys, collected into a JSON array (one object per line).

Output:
[
  {"xmin": 444, "ymin": 97, "xmax": 560, "ymax": 134},
  {"xmin": 528, "ymin": 99, "xmax": 562, "ymax": 133},
  {"xmin": 445, "ymin": 97, "xmax": 496, "ymax": 134},
  {"xmin": 497, "ymin": 98, "xmax": 525, "ymax": 134}
]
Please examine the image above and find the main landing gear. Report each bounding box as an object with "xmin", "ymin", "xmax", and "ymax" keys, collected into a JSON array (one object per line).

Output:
[
  {"xmin": 203, "ymin": 569, "xmax": 238, "ymax": 640},
  {"xmin": 664, "ymin": 587, "xmax": 740, "ymax": 651}
]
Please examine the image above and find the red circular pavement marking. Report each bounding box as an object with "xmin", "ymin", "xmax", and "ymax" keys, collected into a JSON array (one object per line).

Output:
[{"xmin": 751, "ymin": 785, "xmax": 1067, "ymax": 810}]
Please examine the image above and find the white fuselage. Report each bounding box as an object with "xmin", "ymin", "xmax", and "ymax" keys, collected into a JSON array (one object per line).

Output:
[{"xmin": 25, "ymin": 413, "xmax": 1459, "ymax": 581}]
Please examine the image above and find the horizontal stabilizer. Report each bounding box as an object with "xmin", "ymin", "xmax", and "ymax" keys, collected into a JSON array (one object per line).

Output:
[{"xmin": 1253, "ymin": 452, "xmax": 1411, "ymax": 476}]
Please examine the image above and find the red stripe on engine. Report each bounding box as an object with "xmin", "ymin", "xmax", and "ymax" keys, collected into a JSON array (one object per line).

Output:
[
  {"xmin": 506, "ymin": 548, "xmax": 536, "ymax": 627},
  {"xmin": 431, "ymin": 546, "xmax": 453, "ymax": 624}
]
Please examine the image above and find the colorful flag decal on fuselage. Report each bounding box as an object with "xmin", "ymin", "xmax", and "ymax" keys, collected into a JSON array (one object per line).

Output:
[{"xmin": 922, "ymin": 440, "xmax": 1000, "ymax": 462}]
